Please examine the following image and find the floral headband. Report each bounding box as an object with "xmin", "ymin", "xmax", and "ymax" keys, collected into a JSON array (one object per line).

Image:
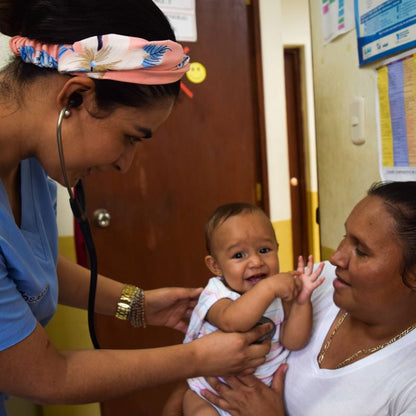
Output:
[{"xmin": 9, "ymin": 34, "xmax": 190, "ymax": 85}]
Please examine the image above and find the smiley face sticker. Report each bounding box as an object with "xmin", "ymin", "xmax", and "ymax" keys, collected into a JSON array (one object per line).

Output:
[{"xmin": 186, "ymin": 62, "xmax": 207, "ymax": 84}]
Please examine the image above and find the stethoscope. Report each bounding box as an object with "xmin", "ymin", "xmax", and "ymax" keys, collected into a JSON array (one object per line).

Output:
[{"xmin": 56, "ymin": 105, "xmax": 101, "ymax": 349}]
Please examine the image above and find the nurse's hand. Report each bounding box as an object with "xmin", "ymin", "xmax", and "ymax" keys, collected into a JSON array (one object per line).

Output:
[
  {"xmin": 192, "ymin": 325, "xmax": 273, "ymax": 377},
  {"xmin": 144, "ymin": 287, "xmax": 203, "ymax": 333},
  {"xmin": 201, "ymin": 364, "xmax": 287, "ymax": 415}
]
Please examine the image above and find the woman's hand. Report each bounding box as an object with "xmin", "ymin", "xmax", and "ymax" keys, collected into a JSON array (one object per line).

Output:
[
  {"xmin": 200, "ymin": 364, "xmax": 288, "ymax": 415},
  {"xmin": 144, "ymin": 287, "xmax": 203, "ymax": 332}
]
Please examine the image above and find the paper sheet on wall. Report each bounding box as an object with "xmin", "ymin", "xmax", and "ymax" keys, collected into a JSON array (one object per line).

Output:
[
  {"xmin": 321, "ymin": 0, "xmax": 355, "ymax": 44},
  {"xmin": 377, "ymin": 53, "xmax": 416, "ymax": 180},
  {"xmin": 153, "ymin": 0, "xmax": 197, "ymax": 42}
]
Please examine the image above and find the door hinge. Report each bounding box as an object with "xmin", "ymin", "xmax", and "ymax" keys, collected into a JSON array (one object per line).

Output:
[
  {"xmin": 246, "ymin": 0, "xmax": 252, "ymax": 5},
  {"xmin": 256, "ymin": 182, "xmax": 262, "ymax": 202}
]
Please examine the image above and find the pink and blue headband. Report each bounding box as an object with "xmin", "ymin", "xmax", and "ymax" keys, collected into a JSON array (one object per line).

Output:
[{"xmin": 10, "ymin": 34, "xmax": 190, "ymax": 85}]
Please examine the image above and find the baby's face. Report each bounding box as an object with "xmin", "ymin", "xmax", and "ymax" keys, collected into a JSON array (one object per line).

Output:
[{"xmin": 210, "ymin": 212, "xmax": 279, "ymax": 293}]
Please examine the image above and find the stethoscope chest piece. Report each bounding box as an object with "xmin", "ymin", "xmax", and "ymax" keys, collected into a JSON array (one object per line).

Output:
[{"xmin": 252, "ymin": 316, "xmax": 277, "ymax": 344}]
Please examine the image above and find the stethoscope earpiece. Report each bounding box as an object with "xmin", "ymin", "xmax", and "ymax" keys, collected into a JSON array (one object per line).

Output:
[{"xmin": 68, "ymin": 92, "xmax": 83, "ymax": 108}]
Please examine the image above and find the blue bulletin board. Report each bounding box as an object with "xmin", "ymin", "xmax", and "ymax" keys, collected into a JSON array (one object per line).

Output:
[{"xmin": 355, "ymin": 0, "xmax": 416, "ymax": 66}]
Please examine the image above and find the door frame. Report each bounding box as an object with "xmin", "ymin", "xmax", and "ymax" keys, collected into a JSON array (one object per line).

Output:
[
  {"xmin": 252, "ymin": 0, "xmax": 269, "ymax": 214},
  {"xmin": 284, "ymin": 47, "xmax": 310, "ymax": 262}
]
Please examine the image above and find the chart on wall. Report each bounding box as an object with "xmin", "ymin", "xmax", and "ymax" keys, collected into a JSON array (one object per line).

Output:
[
  {"xmin": 152, "ymin": 0, "xmax": 197, "ymax": 42},
  {"xmin": 355, "ymin": 0, "xmax": 416, "ymax": 66},
  {"xmin": 321, "ymin": 0, "xmax": 355, "ymax": 44},
  {"xmin": 376, "ymin": 52, "xmax": 416, "ymax": 181}
]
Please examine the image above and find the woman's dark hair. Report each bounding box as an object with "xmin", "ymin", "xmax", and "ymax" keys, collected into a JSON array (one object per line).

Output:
[
  {"xmin": 205, "ymin": 202, "xmax": 277, "ymax": 255},
  {"xmin": 368, "ymin": 181, "xmax": 416, "ymax": 288},
  {"xmin": 0, "ymin": 0, "xmax": 180, "ymax": 109}
]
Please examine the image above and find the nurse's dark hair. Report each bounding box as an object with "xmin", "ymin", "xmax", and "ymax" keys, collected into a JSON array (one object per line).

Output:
[
  {"xmin": 368, "ymin": 181, "xmax": 416, "ymax": 288},
  {"xmin": 205, "ymin": 202, "xmax": 277, "ymax": 255},
  {"xmin": 0, "ymin": 0, "xmax": 180, "ymax": 109}
]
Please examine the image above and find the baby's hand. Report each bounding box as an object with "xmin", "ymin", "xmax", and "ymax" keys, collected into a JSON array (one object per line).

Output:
[
  {"xmin": 295, "ymin": 255, "xmax": 325, "ymax": 305},
  {"xmin": 270, "ymin": 272, "xmax": 299, "ymax": 302}
]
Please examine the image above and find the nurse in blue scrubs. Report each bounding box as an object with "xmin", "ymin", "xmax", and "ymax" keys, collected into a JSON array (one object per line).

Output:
[{"xmin": 0, "ymin": 0, "xmax": 271, "ymax": 413}]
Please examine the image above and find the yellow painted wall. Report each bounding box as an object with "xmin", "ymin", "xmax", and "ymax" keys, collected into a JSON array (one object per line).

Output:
[
  {"xmin": 4, "ymin": 398, "xmax": 41, "ymax": 416},
  {"xmin": 273, "ymin": 220, "xmax": 293, "ymax": 272},
  {"xmin": 321, "ymin": 246, "xmax": 335, "ymax": 262},
  {"xmin": 306, "ymin": 190, "xmax": 320, "ymax": 261},
  {"xmin": 273, "ymin": 191, "xmax": 320, "ymax": 274}
]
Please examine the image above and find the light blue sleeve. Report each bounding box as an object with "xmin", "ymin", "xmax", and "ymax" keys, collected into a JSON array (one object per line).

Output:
[
  {"xmin": 0, "ymin": 240, "xmax": 37, "ymax": 351},
  {"xmin": 0, "ymin": 158, "xmax": 58, "ymax": 351}
]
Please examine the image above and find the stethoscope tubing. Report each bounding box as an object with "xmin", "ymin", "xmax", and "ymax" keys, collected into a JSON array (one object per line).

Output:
[{"xmin": 56, "ymin": 107, "xmax": 101, "ymax": 349}]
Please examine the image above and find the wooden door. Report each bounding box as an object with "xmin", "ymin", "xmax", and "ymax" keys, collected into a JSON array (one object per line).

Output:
[
  {"xmin": 284, "ymin": 48, "xmax": 310, "ymax": 263},
  {"xmin": 82, "ymin": 1, "xmax": 267, "ymax": 414}
]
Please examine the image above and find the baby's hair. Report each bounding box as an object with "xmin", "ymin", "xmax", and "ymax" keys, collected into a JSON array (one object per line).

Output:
[{"xmin": 205, "ymin": 202, "xmax": 275, "ymax": 254}]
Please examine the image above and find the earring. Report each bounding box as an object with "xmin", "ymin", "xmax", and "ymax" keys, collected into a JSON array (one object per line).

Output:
[{"xmin": 64, "ymin": 108, "xmax": 71, "ymax": 118}]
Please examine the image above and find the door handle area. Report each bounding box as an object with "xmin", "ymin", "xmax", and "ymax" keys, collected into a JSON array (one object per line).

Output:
[
  {"xmin": 290, "ymin": 177, "xmax": 299, "ymax": 187},
  {"xmin": 94, "ymin": 209, "xmax": 111, "ymax": 228}
]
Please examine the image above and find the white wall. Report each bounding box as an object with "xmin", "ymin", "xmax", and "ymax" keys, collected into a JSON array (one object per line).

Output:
[
  {"xmin": 56, "ymin": 183, "xmax": 75, "ymax": 236},
  {"xmin": 259, "ymin": 0, "xmax": 317, "ymax": 223},
  {"xmin": 0, "ymin": 35, "xmax": 9, "ymax": 64},
  {"xmin": 308, "ymin": 0, "xmax": 381, "ymax": 253},
  {"xmin": 281, "ymin": 0, "xmax": 317, "ymax": 191},
  {"xmin": 258, "ymin": 0, "xmax": 291, "ymax": 221}
]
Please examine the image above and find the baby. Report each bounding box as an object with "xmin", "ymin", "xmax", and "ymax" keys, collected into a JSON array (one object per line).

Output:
[{"xmin": 182, "ymin": 202, "xmax": 324, "ymax": 415}]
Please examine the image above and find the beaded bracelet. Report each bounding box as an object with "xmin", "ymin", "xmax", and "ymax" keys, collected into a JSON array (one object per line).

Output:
[
  {"xmin": 115, "ymin": 284, "xmax": 146, "ymax": 328},
  {"xmin": 129, "ymin": 286, "xmax": 146, "ymax": 328}
]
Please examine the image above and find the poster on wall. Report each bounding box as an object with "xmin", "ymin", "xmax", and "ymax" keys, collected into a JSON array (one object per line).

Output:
[
  {"xmin": 355, "ymin": 0, "xmax": 416, "ymax": 66},
  {"xmin": 153, "ymin": 0, "xmax": 197, "ymax": 42},
  {"xmin": 376, "ymin": 52, "xmax": 416, "ymax": 181},
  {"xmin": 321, "ymin": 0, "xmax": 355, "ymax": 44}
]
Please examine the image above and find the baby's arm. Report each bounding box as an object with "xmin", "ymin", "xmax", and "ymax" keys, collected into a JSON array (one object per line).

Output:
[
  {"xmin": 183, "ymin": 389, "xmax": 218, "ymax": 415},
  {"xmin": 207, "ymin": 273, "xmax": 298, "ymax": 333},
  {"xmin": 279, "ymin": 255, "xmax": 324, "ymax": 350}
]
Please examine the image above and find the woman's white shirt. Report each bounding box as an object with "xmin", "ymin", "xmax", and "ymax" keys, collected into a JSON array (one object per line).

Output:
[{"xmin": 285, "ymin": 262, "xmax": 416, "ymax": 416}]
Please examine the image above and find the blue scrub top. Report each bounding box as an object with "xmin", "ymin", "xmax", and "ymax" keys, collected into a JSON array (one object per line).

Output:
[{"xmin": 0, "ymin": 158, "xmax": 59, "ymax": 414}]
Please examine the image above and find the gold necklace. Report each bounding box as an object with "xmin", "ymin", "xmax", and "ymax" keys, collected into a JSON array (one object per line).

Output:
[{"xmin": 318, "ymin": 312, "xmax": 416, "ymax": 369}]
